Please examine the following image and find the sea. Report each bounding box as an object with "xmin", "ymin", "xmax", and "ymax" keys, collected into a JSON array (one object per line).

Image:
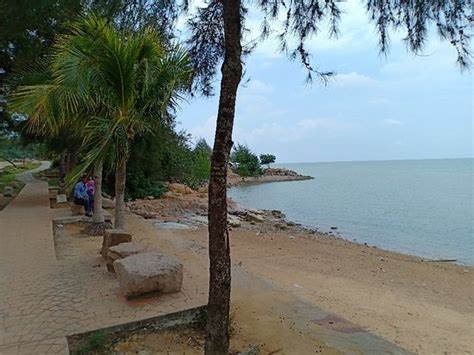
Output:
[{"xmin": 228, "ymin": 158, "xmax": 474, "ymax": 265}]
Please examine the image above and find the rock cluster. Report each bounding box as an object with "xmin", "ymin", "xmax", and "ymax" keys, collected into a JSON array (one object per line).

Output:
[{"xmin": 264, "ymin": 168, "xmax": 300, "ymax": 177}]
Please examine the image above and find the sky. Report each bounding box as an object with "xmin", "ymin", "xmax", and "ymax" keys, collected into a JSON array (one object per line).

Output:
[{"xmin": 176, "ymin": 0, "xmax": 473, "ymax": 163}]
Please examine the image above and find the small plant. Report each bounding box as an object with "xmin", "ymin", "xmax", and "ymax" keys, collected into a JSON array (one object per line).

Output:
[{"xmin": 72, "ymin": 331, "xmax": 107, "ymax": 355}]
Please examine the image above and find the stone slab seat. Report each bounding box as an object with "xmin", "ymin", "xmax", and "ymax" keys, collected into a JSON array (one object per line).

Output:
[
  {"xmin": 71, "ymin": 203, "xmax": 84, "ymax": 215},
  {"xmin": 107, "ymin": 241, "xmax": 146, "ymax": 272},
  {"xmin": 114, "ymin": 252, "xmax": 183, "ymax": 298},
  {"xmin": 101, "ymin": 229, "xmax": 132, "ymax": 259}
]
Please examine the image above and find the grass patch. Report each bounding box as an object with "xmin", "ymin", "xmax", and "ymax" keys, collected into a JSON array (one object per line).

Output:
[{"xmin": 0, "ymin": 162, "xmax": 41, "ymax": 183}]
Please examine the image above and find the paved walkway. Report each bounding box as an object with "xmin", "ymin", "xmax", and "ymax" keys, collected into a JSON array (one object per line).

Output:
[{"xmin": 0, "ymin": 166, "xmax": 205, "ymax": 354}]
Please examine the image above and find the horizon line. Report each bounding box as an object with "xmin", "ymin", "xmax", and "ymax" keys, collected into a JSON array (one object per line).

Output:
[{"xmin": 276, "ymin": 157, "xmax": 474, "ymax": 165}]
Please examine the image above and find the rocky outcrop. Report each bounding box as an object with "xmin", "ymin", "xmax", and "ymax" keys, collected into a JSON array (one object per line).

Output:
[
  {"xmin": 264, "ymin": 168, "xmax": 300, "ymax": 177},
  {"xmin": 168, "ymin": 183, "xmax": 195, "ymax": 195},
  {"xmin": 101, "ymin": 229, "xmax": 132, "ymax": 259},
  {"xmin": 114, "ymin": 252, "xmax": 183, "ymax": 298},
  {"xmin": 107, "ymin": 241, "xmax": 147, "ymax": 272},
  {"xmin": 228, "ymin": 167, "xmax": 313, "ymax": 187}
]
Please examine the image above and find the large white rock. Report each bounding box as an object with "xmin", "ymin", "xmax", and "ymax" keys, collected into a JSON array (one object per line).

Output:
[{"xmin": 114, "ymin": 252, "xmax": 183, "ymax": 298}]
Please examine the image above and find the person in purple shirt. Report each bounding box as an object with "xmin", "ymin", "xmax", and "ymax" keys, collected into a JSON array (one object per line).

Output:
[
  {"xmin": 86, "ymin": 176, "xmax": 95, "ymax": 208},
  {"xmin": 74, "ymin": 175, "xmax": 93, "ymax": 216}
]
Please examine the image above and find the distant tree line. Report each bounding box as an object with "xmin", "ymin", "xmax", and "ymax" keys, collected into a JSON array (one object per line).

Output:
[{"xmin": 230, "ymin": 143, "xmax": 276, "ymax": 177}]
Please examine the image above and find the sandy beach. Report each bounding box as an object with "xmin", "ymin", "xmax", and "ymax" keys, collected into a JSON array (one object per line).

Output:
[{"xmin": 123, "ymin": 190, "xmax": 474, "ymax": 354}]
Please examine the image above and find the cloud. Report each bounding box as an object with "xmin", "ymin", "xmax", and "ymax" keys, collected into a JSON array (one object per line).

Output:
[
  {"xmin": 383, "ymin": 119, "xmax": 404, "ymax": 126},
  {"xmin": 233, "ymin": 118, "xmax": 353, "ymax": 144},
  {"xmin": 333, "ymin": 72, "xmax": 379, "ymax": 88},
  {"xmin": 189, "ymin": 116, "xmax": 216, "ymax": 145},
  {"xmin": 242, "ymin": 79, "xmax": 274, "ymax": 95}
]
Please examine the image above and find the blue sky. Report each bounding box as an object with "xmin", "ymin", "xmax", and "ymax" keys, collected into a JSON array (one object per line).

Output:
[{"xmin": 176, "ymin": 0, "xmax": 472, "ymax": 163}]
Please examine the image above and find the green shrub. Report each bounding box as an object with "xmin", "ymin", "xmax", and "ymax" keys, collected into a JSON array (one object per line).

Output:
[
  {"xmin": 72, "ymin": 331, "xmax": 107, "ymax": 355},
  {"xmin": 125, "ymin": 171, "xmax": 165, "ymax": 200}
]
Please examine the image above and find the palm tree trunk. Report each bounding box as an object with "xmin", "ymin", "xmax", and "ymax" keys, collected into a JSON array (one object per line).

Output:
[
  {"xmin": 205, "ymin": 1, "xmax": 242, "ymax": 354},
  {"xmin": 114, "ymin": 159, "xmax": 127, "ymax": 230},
  {"xmin": 92, "ymin": 160, "xmax": 104, "ymax": 224},
  {"xmin": 83, "ymin": 160, "xmax": 107, "ymax": 236}
]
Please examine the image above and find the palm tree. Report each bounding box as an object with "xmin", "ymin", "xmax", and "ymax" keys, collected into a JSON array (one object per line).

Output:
[{"xmin": 11, "ymin": 15, "xmax": 192, "ymax": 230}]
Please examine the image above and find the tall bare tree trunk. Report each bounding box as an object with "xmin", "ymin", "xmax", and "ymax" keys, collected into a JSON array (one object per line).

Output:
[
  {"xmin": 205, "ymin": 1, "xmax": 242, "ymax": 354},
  {"xmin": 83, "ymin": 160, "xmax": 107, "ymax": 235},
  {"xmin": 114, "ymin": 160, "xmax": 127, "ymax": 230}
]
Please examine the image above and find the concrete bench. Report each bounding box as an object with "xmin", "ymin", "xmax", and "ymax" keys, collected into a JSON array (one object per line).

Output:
[{"xmin": 114, "ymin": 252, "xmax": 183, "ymax": 298}]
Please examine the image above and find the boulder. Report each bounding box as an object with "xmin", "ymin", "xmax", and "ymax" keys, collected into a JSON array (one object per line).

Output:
[
  {"xmin": 107, "ymin": 242, "xmax": 146, "ymax": 272},
  {"xmin": 168, "ymin": 183, "xmax": 195, "ymax": 195},
  {"xmin": 271, "ymin": 210, "xmax": 286, "ymax": 219},
  {"xmin": 3, "ymin": 186, "xmax": 14, "ymax": 198},
  {"xmin": 227, "ymin": 215, "xmax": 241, "ymax": 228},
  {"xmin": 168, "ymin": 183, "xmax": 187, "ymax": 194},
  {"xmin": 71, "ymin": 203, "xmax": 84, "ymax": 215},
  {"xmin": 114, "ymin": 252, "xmax": 183, "ymax": 298},
  {"xmin": 245, "ymin": 212, "xmax": 264, "ymax": 223},
  {"xmin": 102, "ymin": 197, "xmax": 115, "ymax": 209},
  {"xmin": 101, "ymin": 229, "xmax": 132, "ymax": 259}
]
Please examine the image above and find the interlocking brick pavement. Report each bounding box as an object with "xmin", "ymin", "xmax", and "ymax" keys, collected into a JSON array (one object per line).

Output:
[{"xmin": 0, "ymin": 174, "xmax": 205, "ymax": 354}]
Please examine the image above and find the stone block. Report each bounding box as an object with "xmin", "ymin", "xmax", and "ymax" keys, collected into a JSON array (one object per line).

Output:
[
  {"xmin": 71, "ymin": 204, "xmax": 84, "ymax": 215},
  {"xmin": 114, "ymin": 252, "xmax": 183, "ymax": 298},
  {"xmin": 3, "ymin": 186, "xmax": 14, "ymax": 198},
  {"xmin": 101, "ymin": 229, "xmax": 132, "ymax": 259},
  {"xmin": 107, "ymin": 242, "xmax": 146, "ymax": 272}
]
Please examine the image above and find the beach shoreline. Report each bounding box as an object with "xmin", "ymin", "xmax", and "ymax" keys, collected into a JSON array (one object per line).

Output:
[{"xmin": 125, "ymin": 189, "xmax": 474, "ymax": 353}]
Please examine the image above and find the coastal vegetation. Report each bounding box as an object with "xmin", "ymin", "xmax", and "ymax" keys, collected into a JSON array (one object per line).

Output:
[
  {"xmin": 230, "ymin": 144, "xmax": 263, "ymax": 178},
  {"xmin": 1, "ymin": 0, "xmax": 471, "ymax": 354}
]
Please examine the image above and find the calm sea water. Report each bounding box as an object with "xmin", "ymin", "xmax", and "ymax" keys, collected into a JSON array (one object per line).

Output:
[{"xmin": 228, "ymin": 159, "xmax": 474, "ymax": 265}]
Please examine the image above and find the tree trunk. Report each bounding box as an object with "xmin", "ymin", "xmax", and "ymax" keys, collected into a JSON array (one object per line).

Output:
[
  {"xmin": 92, "ymin": 160, "xmax": 104, "ymax": 224},
  {"xmin": 83, "ymin": 160, "xmax": 108, "ymax": 235},
  {"xmin": 114, "ymin": 160, "xmax": 127, "ymax": 230},
  {"xmin": 205, "ymin": 1, "xmax": 242, "ymax": 354}
]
